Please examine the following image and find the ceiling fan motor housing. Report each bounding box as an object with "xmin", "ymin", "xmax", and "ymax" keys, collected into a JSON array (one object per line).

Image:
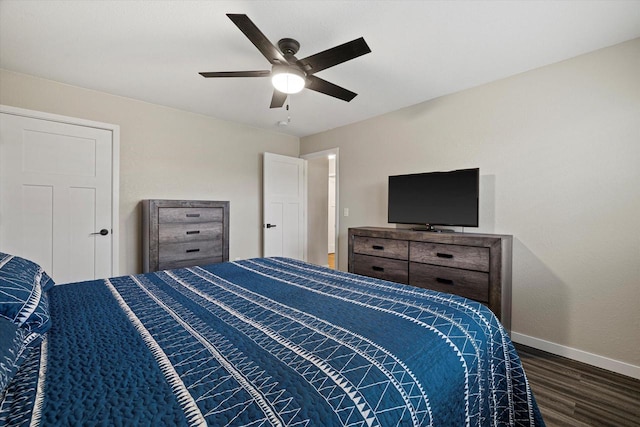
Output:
[{"xmin": 277, "ymin": 38, "xmax": 300, "ymax": 56}]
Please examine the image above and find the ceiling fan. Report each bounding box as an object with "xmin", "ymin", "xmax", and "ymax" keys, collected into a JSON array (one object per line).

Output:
[{"xmin": 199, "ymin": 14, "xmax": 371, "ymax": 108}]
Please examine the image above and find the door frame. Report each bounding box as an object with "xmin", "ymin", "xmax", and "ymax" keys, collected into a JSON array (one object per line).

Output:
[
  {"xmin": 300, "ymin": 148, "xmax": 339, "ymax": 269},
  {"xmin": 0, "ymin": 104, "xmax": 120, "ymax": 275}
]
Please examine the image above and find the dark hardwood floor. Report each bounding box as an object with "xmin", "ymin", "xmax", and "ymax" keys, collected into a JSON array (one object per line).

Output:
[{"xmin": 515, "ymin": 344, "xmax": 640, "ymax": 426}]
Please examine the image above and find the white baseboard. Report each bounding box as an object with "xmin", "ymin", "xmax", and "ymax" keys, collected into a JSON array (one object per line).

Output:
[{"xmin": 511, "ymin": 332, "xmax": 640, "ymax": 380}]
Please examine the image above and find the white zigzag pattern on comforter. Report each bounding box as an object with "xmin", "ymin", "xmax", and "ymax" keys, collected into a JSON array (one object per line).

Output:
[
  {"xmin": 105, "ymin": 278, "xmax": 207, "ymax": 427},
  {"xmin": 167, "ymin": 269, "xmax": 387, "ymax": 427},
  {"xmin": 254, "ymin": 257, "xmax": 511, "ymax": 427},
  {"xmin": 186, "ymin": 266, "xmax": 433, "ymax": 427}
]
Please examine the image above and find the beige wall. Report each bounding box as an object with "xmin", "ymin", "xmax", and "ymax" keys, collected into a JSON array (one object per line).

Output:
[
  {"xmin": 301, "ymin": 39, "xmax": 640, "ymax": 368},
  {"xmin": 0, "ymin": 69, "xmax": 299, "ymax": 274}
]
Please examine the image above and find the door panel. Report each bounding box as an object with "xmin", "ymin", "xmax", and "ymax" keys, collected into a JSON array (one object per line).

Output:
[
  {"xmin": 264, "ymin": 201, "xmax": 284, "ymax": 256},
  {"xmin": 21, "ymin": 185, "xmax": 54, "ymax": 273},
  {"xmin": 68, "ymin": 187, "xmax": 97, "ymax": 282},
  {"xmin": 282, "ymin": 201, "xmax": 301, "ymax": 258},
  {"xmin": 263, "ymin": 152, "xmax": 306, "ymax": 259},
  {"xmin": 22, "ymin": 129, "xmax": 96, "ymax": 176},
  {"xmin": 0, "ymin": 111, "xmax": 115, "ymax": 282}
]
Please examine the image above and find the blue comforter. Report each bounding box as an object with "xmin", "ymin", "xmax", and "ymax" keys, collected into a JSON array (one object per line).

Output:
[{"xmin": 1, "ymin": 258, "xmax": 544, "ymax": 426}]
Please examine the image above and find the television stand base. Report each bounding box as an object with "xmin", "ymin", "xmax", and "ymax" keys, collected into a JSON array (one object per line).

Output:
[
  {"xmin": 348, "ymin": 226, "xmax": 513, "ymax": 331},
  {"xmin": 411, "ymin": 225, "xmax": 455, "ymax": 233}
]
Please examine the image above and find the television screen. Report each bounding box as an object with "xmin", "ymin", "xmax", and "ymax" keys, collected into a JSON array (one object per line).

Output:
[{"xmin": 388, "ymin": 168, "xmax": 479, "ymax": 227}]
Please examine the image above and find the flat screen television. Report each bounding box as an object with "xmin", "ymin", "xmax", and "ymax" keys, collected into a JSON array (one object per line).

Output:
[{"xmin": 388, "ymin": 168, "xmax": 479, "ymax": 230}]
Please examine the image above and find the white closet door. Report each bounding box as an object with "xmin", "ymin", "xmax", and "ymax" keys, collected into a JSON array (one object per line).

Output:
[
  {"xmin": 0, "ymin": 112, "xmax": 114, "ymax": 283},
  {"xmin": 263, "ymin": 152, "xmax": 306, "ymax": 260}
]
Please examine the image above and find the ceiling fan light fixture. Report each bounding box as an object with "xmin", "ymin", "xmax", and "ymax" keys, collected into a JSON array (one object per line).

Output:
[
  {"xmin": 271, "ymin": 66, "xmax": 306, "ymax": 94},
  {"xmin": 200, "ymin": 15, "xmax": 371, "ymax": 108}
]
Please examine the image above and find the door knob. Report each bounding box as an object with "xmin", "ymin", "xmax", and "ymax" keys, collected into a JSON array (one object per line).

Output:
[
  {"xmin": 265, "ymin": 224, "xmax": 277, "ymax": 229},
  {"xmin": 91, "ymin": 229, "xmax": 109, "ymax": 236}
]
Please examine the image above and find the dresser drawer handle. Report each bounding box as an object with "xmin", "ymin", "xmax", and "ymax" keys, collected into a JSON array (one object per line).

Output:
[
  {"xmin": 186, "ymin": 213, "xmax": 200, "ymax": 218},
  {"xmin": 186, "ymin": 230, "xmax": 200, "ymax": 235},
  {"xmin": 436, "ymin": 252, "xmax": 453, "ymax": 259},
  {"xmin": 372, "ymin": 266, "xmax": 385, "ymax": 272},
  {"xmin": 436, "ymin": 278, "xmax": 454, "ymax": 285},
  {"xmin": 186, "ymin": 248, "xmax": 200, "ymax": 253},
  {"xmin": 372, "ymin": 245, "xmax": 384, "ymax": 250}
]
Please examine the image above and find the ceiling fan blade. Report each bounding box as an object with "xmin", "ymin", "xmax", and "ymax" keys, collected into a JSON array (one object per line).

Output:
[
  {"xmin": 226, "ymin": 14, "xmax": 287, "ymax": 65},
  {"xmin": 199, "ymin": 70, "xmax": 271, "ymax": 78},
  {"xmin": 297, "ymin": 37, "xmax": 371, "ymax": 74},
  {"xmin": 306, "ymin": 75, "xmax": 357, "ymax": 102},
  {"xmin": 270, "ymin": 90, "xmax": 288, "ymax": 108}
]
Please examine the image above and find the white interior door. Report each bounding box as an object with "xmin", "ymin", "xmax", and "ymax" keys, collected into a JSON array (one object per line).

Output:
[
  {"xmin": 0, "ymin": 109, "xmax": 116, "ymax": 283},
  {"xmin": 263, "ymin": 152, "xmax": 306, "ymax": 260}
]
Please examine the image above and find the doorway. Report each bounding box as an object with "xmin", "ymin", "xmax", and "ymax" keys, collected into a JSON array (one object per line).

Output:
[
  {"xmin": 301, "ymin": 148, "xmax": 338, "ymax": 269},
  {"xmin": 327, "ymin": 155, "xmax": 336, "ymax": 269}
]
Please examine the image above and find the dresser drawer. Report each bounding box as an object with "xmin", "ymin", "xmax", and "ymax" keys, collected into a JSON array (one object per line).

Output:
[
  {"xmin": 158, "ymin": 222, "xmax": 223, "ymax": 244},
  {"xmin": 158, "ymin": 207, "xmax": 224, "ymax": 224},
  {"xmin": 352, "ymin": 254, "xmax": 408, "ymax": 284},
  {"xmin": 159, "ymin": 256, "xmax": 223, "ymax": 271},
  {"xmin": 409, "ymin": 263, "xmax": 489, "ymax": 302},
  {"xmin": 159, "ymin": 240, "xmax": 222, "ymax": 264},
  {"xmin": 353, "ymin": 236, "xmax": 408, "ymax": 260},
  {"xmin": 410, "ymin": 242, "xmax": 490, "ymax": 272}
]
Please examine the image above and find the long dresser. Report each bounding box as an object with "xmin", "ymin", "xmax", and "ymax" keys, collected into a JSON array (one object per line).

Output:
[
  {"xmin": 142, "ymin": 199, "xmax": 229, "ymax": 273},
  {"xmin": 348, "ymin": 226, "xmax": 512, "ymax": 331}
]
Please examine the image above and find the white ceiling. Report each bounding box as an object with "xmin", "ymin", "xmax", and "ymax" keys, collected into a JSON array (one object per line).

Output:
[{"xmin": 1, "ymin": 1, "xmax": 639, "ymax": 137}]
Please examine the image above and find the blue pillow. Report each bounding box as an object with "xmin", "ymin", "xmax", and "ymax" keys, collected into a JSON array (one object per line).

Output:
[
  {"xmin": 0, "ymin": 253, "xmax": 53, "ymax": 334},
  {"xmin": 0, "ymin": 252, "xmax": 56, "ymax": 292},
  {"xmin": 0, "ymin": 317, "xmax": 38, "ymax": 394}
]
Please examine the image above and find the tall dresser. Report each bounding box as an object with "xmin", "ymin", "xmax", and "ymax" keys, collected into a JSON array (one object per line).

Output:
[
  {"xmin": 142, "ymin": 199, "xmax": 229, "ymax": 273},
  {"xmin": 348, "ymin": 226, "xmax": 512, "ymax": 331}
]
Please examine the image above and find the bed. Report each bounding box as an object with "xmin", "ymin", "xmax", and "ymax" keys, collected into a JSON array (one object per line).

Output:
[{"xmin": 1, "ymin": 252, "xmax": 544, "ymax": 426}]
